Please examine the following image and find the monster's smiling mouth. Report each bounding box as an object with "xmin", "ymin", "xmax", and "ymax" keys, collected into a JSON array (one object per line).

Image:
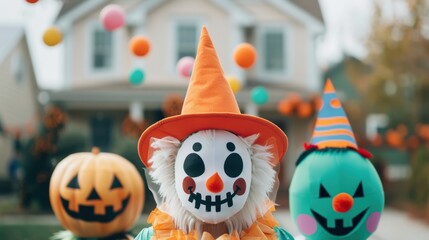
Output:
[
  {"xmin": 311, "ymin": 208, "xmax": 368, "ymax": 236},
  {"xmin": 187, "ymin": 185, "xmax": 241, "ymax": 212},
  {"xmin": 60, "ymin": 194, "xmax": 130, "ymax": 222}
]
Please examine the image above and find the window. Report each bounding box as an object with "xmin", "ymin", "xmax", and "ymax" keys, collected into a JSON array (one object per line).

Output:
[
  {"xmin": 92, "ymin": 28, "xmax": 113, "ymax": 70},
  {"xmin": 258, "ymin": 26, "xmax": 290, "ymax": 77},
  {"xmin": 176, "ymin": 22, "xmax": 198, "ymax": 61},
  {"xmin": 264, "ymin": 31, "xmax": 284, "ymax": 71}
]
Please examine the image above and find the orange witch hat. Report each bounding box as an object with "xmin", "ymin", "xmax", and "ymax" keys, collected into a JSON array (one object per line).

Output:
[
  {"xmin": 138, "ymin": 26, "xmax": 288, "ymax": 167},
  {"xmin": 310, "ymin": 79, "xmax": 357, "ymax": 149}
]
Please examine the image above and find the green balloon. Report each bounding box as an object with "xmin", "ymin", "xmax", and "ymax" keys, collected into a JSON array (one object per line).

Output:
[
  {"xmin": 251, "ymin": 86, "xmax": 269, "ymax": 105},
  {"xmin": 129, "ymin": 68, "xmax": 145, "ymax": 85},
  {"xmin": 289, "ymin": 149, "xmax": 384, "ymax": 240}
]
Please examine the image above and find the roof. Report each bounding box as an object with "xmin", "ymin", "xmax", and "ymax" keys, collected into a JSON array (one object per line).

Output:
[
  {"xmin": 57, "ymin": 0, "xmax": 324, "ymax": 27},
  {"xmin": 57, "ymin": 0, "xmax": 85, "ymax": 18},
  {"xmin": 0, "ymin": 26, "xmax": 23, "ymax": 64},
  {"xmin": 290, "ymin": 0, "xmax": 324, "ymax": 23}
]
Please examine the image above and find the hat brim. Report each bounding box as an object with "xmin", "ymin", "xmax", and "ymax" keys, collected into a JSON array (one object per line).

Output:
[{"xmin": 138, "ymin": 113, "xmax": 288, "ymax": 168}]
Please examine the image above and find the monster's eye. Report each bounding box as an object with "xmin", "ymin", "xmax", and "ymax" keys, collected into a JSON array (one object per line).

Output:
[
  {"xmin": 184, "ymin": 153, "xmax": 205, "ymax": 177},
  {"xmin": 67, "ymin": 175, "xmax": 80, "ymax": 189},
  {"xmin": 353, "ymin": 182, "xmax": 364, "ymax": 198},
  {"xmin": 319, "ymin": 184, "xmax": 330, "ymax": 198},
  {"xmin": 110, "ymin": 175, "xmax": 123, "ymax": 189}
]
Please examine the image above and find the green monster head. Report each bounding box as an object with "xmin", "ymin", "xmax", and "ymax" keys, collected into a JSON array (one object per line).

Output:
[{"xmin": 289, "ymin": 148, "xmax": 384, "ymax": 240}]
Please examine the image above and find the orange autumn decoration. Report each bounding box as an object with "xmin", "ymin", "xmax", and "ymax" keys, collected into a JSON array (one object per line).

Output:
[
  {"xmin": 277, "ymin": 99, "xmax": 294, "ymax": 116},
  {"xmin": 122, "ymin": 116, "xmax": 148, "ymax": 138},
  {"xmin": 162, "ymin": 93, "xmax": 184, "ymax": 117},
  {"xmin": 297, "ymin": 102, "xmax": 313, "ymax": 118},
  {"xmin": 277, "ymin": 93, "xmax": 317, "ymax": 118},
  {"xmin": 50, "ymin": 148, "xmax": 144, "ymax": 238},
  {"xmin": 43, "ymin": 106, "xmax": 67, "ymax": 129},
  {"xmin": 385, "ymin": 129, "xmax": 404, "ymax": 149}
]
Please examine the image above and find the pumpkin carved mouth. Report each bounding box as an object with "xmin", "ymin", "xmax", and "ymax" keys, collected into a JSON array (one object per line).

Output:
[
  {"xmin": 310, "ymin": 208, "xmax": 368, "ymax": 236},
  {"xmin": 60, "ymin": 194, "xmax": 131, "ymax": 222}
]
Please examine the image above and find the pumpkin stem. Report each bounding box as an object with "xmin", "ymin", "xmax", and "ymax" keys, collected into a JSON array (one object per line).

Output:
[{"xmin": 92, "ymin": 147, "xmax": 100, "ymax": 155}]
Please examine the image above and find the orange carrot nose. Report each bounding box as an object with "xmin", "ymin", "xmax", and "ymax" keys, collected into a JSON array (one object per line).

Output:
[
  {"xmin": 206, "ymin": 172, "xmax": 224, "ymax": 193},
  {"xmin": 333, "ymin": 193, "xmax": 354, "ymax": 213}
]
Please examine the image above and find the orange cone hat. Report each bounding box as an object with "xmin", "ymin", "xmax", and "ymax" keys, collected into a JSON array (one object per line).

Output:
[{"xmin": 138, "ymin": 27, "xmax": 288, "ymax": 167}]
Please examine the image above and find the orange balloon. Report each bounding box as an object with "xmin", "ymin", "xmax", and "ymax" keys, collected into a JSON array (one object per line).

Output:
[
  {"xmin": 233, "ymin": 43, "xmax": 257, "ymax": 69},
  {"xmin": 129, "ymin": 36, "xmax": 151, "ymax": 57},
  {"xmin": 26, "ymin": 0, "xmax": 39, "ymax": 3},
  {"xmin": 278, "ymin": 99, "xmax": 293, "ymax": 116},
  {"xmin": 297, "ymin": 102, "xmax": 313, "ymax": 118}
]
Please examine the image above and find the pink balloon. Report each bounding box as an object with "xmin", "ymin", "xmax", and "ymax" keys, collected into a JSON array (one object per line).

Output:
[
  {"xmin": 177, "ymin": 56, "xmax": 195, "ymax": 77},
  {"xmin": 100, "ymin": 4, "xmax": 125, "ymax": 32}
]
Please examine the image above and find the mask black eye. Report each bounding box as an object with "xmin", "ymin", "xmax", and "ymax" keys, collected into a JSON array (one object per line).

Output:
[
  {"xmin": 319, "ymin": 184, "xmax": 330, "ymax": 198},
  {"xmin": 67, "ymin": 175, "xmax": 80, "ymax": 189},
  {"xmin": 184, "ymin": 153, "xmax": 205, "ymax": 177},
  {"xmin": 192, "ymin": 142, "xmax": 202, "ymax": 152},
  {"xmin": 353, "ymin": 182, "xmax": 364, "ymax": 198},
  {"xmin": 226, "ymin": 142, "xmax": 235, "ymax": 151},
  {"xmin": 110, "ymin": 175, "xmax": 123, "ymax": 189},
  {"xmin": 224, "ymin": 153, "xmax": 243, "ymax": 178}
]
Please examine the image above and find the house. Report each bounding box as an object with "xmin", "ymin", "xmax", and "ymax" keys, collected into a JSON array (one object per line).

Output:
[
  {"xmin": 0, "ymin": 26, "xmax": 40, "ymax": 178},
  {"xmin": 47, "ymin": 0, "xmax": 324, "ymax": 190}
]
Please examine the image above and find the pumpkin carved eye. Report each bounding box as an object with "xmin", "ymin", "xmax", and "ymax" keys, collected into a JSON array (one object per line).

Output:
[
  {"xmin": 67, "ymin": 175, "xmax": 80, "ymax": 189},
  {"xmin": 353, "ymin": 182, "xmax": 364, "ymax": 198},
  {"xmin": 319, "ymin": 184, "xmax": 330, "ymax": 198},
  {"xmin": 111, "ymin": 175, "xmax": 123, "ymax": 189}
]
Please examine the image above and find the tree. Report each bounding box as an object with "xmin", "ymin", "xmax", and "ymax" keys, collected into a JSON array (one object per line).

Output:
[{"xmin": 366, "ymin": 0, "xmax": 429, "ymax": 126}]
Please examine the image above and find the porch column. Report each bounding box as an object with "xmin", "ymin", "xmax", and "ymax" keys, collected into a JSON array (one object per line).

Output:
[
  {"xmin": 129, "ymin": 101, "xmax": 144, "ymax": 121},
  {"xmin": 244, "ymin": 102, "xmax": 258, "ymax": 116}
]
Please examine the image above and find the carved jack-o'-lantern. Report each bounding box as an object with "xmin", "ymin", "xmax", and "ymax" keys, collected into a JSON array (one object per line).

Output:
[{"xmin": 50, "ymin": 148, "xmax": 144, "ymax": 238}]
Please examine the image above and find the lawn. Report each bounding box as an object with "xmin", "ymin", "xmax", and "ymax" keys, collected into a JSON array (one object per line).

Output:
[{"xmin": 0, "ymin": 223, "xmax": 148, "ymax": 240}]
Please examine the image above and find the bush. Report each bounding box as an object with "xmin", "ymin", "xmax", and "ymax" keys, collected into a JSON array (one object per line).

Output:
[{"xmin": 408, "ymin": 146, "xmax": 429, "ymax": 208}]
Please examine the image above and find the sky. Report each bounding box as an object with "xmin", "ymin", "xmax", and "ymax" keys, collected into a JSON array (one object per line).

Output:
[{"xmin": 0, "ymin": 0, "xmax": 393, "ymax": 90}]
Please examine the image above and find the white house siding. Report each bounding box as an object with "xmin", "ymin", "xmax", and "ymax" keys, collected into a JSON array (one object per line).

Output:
[
  {"xmin": 0, "ymin": 39, "xmax": 39, "ymax": 177},
  {"xmin": 237, "ymin": 1, "xmax": 309, "ymax": 89}
]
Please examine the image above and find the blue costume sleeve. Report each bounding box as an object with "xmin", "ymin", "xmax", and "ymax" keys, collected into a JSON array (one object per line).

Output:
[
  {"xmin": 134, "ymin": 227, "xmax": 154, "ymax": 240},
  {"xmin": 274, "ymin": 226, "xmax": 295, "ymax": 240}
]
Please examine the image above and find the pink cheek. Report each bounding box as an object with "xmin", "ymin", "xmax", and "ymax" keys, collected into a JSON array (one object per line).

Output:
[
  {"xmin": 182, "ymin": 176, "xmax": 196, "ymax": 194},
  {"xmin": 296, "ymin": 214, "xmax": 317, "ymax": 235},
  {"xmin": 366, "ymin": 212, "xmax": 381, "ymax": 233},
  {"xmin": 233, "ymin": 178, "xmax": 246, "ymax": 196}
]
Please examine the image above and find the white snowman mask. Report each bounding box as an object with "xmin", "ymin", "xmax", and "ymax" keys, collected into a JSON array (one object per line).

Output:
[{"xmin": 175, "ymin": 130, "xmax": 252, "ymax": 224}]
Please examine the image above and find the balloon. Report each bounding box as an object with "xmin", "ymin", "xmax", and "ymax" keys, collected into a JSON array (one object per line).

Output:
[
  {"xmin": 129, "ymin": 36, "xmax": 151, "ymax": 57},
  {"xmin": 176, "ymin": 56, "xmax": 195, "ymax": 77},
  {"xmin": 251, "ymin": 86, "xmax": 269, "ymax": 105},
  {"xmin": 26, "ymin": 0, "xmax": 39, "ymax": 3},
  {"xmin": 226, "ymin": 76, "xmax": 241, "ymax": 93},
  {"xmin": 233, "ymin": 43, "xmax": 257, "ymax": 69},
  {"xmin": 100, "ymin": 4, "xmax": 125, "ymax": 32},
  {"xmin": 129, "ymin": 68, "xmax": 145, "ymax": 85},
  {"xmin": 43, "ymin": 27, "xmax": 62, "ymax": 46}
]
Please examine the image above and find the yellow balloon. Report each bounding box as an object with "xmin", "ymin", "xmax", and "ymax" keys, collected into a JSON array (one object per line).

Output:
[
  {"xmin": 226, "ymin": 76, "xmax": 241, "ymax": 93},
  {"xmin": 43, "ymin": 27, "xmax": 63, "ymax": 46}
]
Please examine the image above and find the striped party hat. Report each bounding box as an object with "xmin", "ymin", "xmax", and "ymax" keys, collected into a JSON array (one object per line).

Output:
[{"xmin": 311, "ymin": 79, "xmax": 357, "ymax": 149}]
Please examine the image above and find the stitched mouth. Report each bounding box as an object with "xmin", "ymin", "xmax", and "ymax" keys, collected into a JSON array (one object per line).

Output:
[
  {"xmin": 310, "ymin": 208, "xmax": 368, "ymax": 236},
  {"xmin": 60, "ymin": 194, "xmax": 130, "ymax": 222},
  {"xmin": 187, "ymin": 185, "xmax": 241, "ymax": 212}
]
